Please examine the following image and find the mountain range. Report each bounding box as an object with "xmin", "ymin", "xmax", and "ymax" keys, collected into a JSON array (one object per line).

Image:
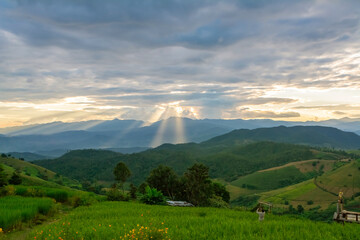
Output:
[{"xmin": 1, "ymin": 117, "xmax": 360, "ymax": 153}]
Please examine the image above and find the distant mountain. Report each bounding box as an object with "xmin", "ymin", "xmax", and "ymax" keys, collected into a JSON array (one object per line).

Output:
[
  {"xmin": 204, "ymin": 126, "xmax": 360, "ymax": 149},
  {"xmin": 2, "ymin": 117, "xmax": 360, "ymax": 136},
  {"xmin": 7, "ymin": 152, "xmax": 51, "ymax": 161},
  {"xmin": 0, "ymin": 118, "xmax": 232, "ymax": 152},
  {"xmin": 1, "ymin": 117, "xmax": 360, "ymax": 153}
]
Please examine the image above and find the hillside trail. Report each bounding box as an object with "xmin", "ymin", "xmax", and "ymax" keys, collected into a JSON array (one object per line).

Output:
[{"xmin": 2, "ymin": 209, "xmax": 69, "ymax": 240}]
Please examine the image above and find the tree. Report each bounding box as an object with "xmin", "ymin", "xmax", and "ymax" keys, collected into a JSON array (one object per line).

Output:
[
  {"xmin": 0, "ymin": 164, "xmax": 7, "ymax": 187},
  {"xmin": 146, "ymin": 165, "xmax": 178, "ymax": 200},
  {"xmin": 297, "ymin": 204, "xmax": 304, "ymax": 213},
  {"xmin": 212, "ymin": 182, "xmax": 230, "ymax": 203},
  {"xmin": 138, "ymin": 182, "xmax": 149, "ymax": 194},
  {"xmin": 129, "ymin": 183, "xmax": 137, "ymax": 199},
  {"xmin": 9, "ymin": 172, "xmax": 22, "ymax": 185},
  {"xmin": 183, "ymin": 163, "xmax": 212, "ymax": 206},
  {"xmin": 113, "ymin": 162, "xmax": 131, "ymax": 192}
]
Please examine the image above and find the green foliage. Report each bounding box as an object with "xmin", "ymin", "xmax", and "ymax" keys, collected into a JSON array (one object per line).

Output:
[
  {"xmin": 8, "ymin": 172, "xmax": 22, "ymax": 185},
  {"xmin": 0, "ymin": 196, "xmax": 54, "ymax": 231},
  {"xmin": 209, "ymin": 196, "xmax": 229, "ymax": 208},
  {"xmin": 140, "ymin": 186, "xmax": 166, "ymax": 205},
  {"xmin": 183, "ymin": 163, "xmax": 212, "ymax": 206},
  {"xmin": 212, "ymin": 182, "xmax": 230, "ymax": 203},
  {"xmin": 33, "ymin": 140, "xmax": 343, "ymax": 187},
  {"xmin": 106, "ymin": 188, "xmax": 130, "ymax": 201},
  {"xmin": 129, "ymin": 183, "xmax": 137, "ymax": 199},
  {"xmin": 113, "ymin": 161, "xmax": 131, "ymax": 190},
  {"xmin": 138, "ymin": 182, "xmax": 149, "ymax": 194},
  {"xmin": 297, "ymin": 205, "xmax": 304, "ymax": 213},
  {"xmin": 147, "ymin": 165, "xmax": 178, "ymax": 200},
  {"xmin": 0, "ymin": 164, "xmax": 7, "ymax": 187}
]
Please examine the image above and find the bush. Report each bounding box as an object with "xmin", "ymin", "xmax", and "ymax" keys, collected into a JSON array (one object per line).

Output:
[
  {"xmin": 140, "ymin": 186, "xmax": 166, "ymax": 205},
  {"xmin": 209, "ymin": 196, "xmax": 229, "ymax": 208},
  {"xmin": 70, "ymin": 195, "xmax": 96, "ymax": 207},
  {"xmin": 9, "ymin": 173, "xmax": 22, "ymax": 185},
  {"xmin": 106, "ymin": 188, "xmax": 130, "ymax": 201},
  {"xmin": 1, "ymin": 185, "xmax": 16, "ymax": 196},
  {"xmin": 307, "ymin": 200, "xmax": 314, "ymax": 205}
]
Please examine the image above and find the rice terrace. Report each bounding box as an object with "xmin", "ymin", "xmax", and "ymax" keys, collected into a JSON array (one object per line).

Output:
[{"xmin": 1, "ymin": 0, "xmax": 360, "ymax": 239}]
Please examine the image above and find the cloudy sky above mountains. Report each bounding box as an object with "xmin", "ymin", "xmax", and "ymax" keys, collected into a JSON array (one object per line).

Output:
[{"xmin": 0, "ymin": 0, "xmax": 360, "ymax": 127}]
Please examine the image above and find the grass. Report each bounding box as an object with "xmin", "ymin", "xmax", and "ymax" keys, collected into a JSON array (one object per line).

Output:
[
  {"xmin": 231, "ymin": 166, "xmax": 311, "ymax": 191},
  {"xmin": 316, "ymin": 160, "xmax": 360, "ymax": 197},
  {"xmin": 0, "ymin": 156, "xmax": 81, "ymax": 189},
  {"xmin": 27, "ymin": 201, "xmax": 360, "ymax": 240},
  {"xmin": 0, "ymin": 196, "xmax": 55, "ymax": 231}
]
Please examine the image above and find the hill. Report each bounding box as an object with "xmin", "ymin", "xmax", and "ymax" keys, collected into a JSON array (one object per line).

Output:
[
  {"xmin": 257, "ymin": 159, "xmax": 360, "ymax": 209},
  {"xmin": 0, "ymin": 155, "xmax": 80, "ymax": 188},
  {"xmin": 6, "ymin": 152, "xmax": 52, "ymax": 161},
  {"xmin": 204, "ymin": 126, "xmax": 360, "ymax": 149},
  {"xmin": 35, "ymin": 141, "xmax": 349, "ymax": 187}
]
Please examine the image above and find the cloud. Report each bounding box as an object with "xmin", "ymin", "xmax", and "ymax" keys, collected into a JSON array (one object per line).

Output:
[
  {"xmin": 0, "ymin": 0, "xmax": 360, "ymax": 125},
  {"xmin": 235, "ymin": 108, "xmax": 301, "ymax": 119}
]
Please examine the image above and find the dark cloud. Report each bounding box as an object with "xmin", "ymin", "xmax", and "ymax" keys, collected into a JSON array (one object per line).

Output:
[{"xmin": 0, "ymin": 0, "xmax": 360, "ymax": 123}]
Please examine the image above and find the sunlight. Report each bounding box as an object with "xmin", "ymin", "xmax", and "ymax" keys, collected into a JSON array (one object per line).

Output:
[{"xmin": 150, "ymin": 108, "xmax": 171, "ymax": 148}]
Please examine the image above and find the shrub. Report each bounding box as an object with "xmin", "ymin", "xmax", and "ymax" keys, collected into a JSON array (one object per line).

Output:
[
  {"xmin": 209, "ymin": 196, "xmax": 229, "ymax": 208},
  {"xmin": 106, "ymin": 188, "xmax": 130, "ymax": 201},
  {"xmin": 70, "ymin": 195, "xmax": 96, "ymax": 207},
  {"xmin": 9, "ymin": 173, "xmax": 22, "ymax": 185},
  {"xmin": 307, "ymin": 200, "xmax": 314, "ymax": 205},
  {"xmin": 297, "ymin": 205, "xmax": 304, "ymax": 213},
  {"xmin": 140, "ymin": 186, "xmax": 166, "ymax": 205}
]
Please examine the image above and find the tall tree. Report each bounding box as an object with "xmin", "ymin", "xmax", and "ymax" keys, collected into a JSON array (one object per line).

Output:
[
  {"xmin": 147, "ymin": 165, "xmax": 178, "ymax": 200},
  {"xmin": 113, "ymin": 162, "xmax": 131, "ymax": 192},
  {"xmin": 183, "ymin": 163, "xmax": 212, "ymax": 206},
  {"xmin": 0, "ymin": 164, "xmax": 7, "ymax": 187}
]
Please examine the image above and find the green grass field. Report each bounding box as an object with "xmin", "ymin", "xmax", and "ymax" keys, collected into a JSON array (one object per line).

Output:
[
  {"xmin": 0, "ymin": 196, "xmax": 54, "ymax": 231},
  {"xmin": 231, "ymin": 166, "xmax": 310, "ymax": 191},
  {"xmin": 26, "ymin": 201, "xmax": 360, "ymax": 240},
  {"xmin": 316, "ymin": 160, "xmax": 360, "ymax": 197}
]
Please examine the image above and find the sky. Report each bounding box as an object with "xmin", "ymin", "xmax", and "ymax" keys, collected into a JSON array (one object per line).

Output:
[{"xmin": 0, "ymin": 0, "xmax": 360, "ymax": 128}]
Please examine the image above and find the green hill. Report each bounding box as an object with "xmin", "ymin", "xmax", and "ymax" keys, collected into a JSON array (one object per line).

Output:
[
  {"xmin": 203, "ymin": 126, "xmax": 360, "ymax": 149},
  {"xmin": 35, "ymin": 141, "xmax": 349, "ymax": 186},
  {"xmin": 257, "ymin": 159, "xmax": 360, "ymax": 209},
  {"xmin": 0, "ymin": 155, "xmax": 80, "ymax": 188}
]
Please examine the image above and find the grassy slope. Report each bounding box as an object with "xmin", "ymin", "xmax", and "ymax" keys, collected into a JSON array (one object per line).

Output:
[
  {"xmin": 226, "ymin": 159, "xmax": 339, "ymax": 200},
  {"xmin": 0, "ymin": 156, "xmax": 80, "ymax": 189},
  {"xmin": 25, "ymin": 201, "xmax": 360, "ymax": 240},
  {"xmin": 231, "ymin": 166, "xmax": 311, "ymax": 191},
  {"xmin": 258, "ymin": 160, "xmax": 360, "ymax": 209},
  {"xmin": 316, "ymin": 159, "xmax": 360, "ymax": 197}
]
